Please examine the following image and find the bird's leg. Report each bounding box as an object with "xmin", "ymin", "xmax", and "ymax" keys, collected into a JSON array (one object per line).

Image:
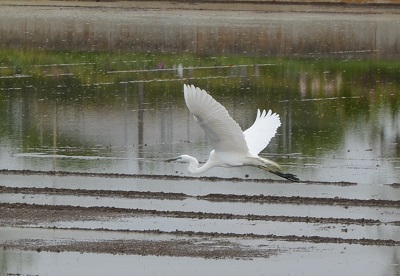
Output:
[
  {"xmin": 268, "ymin": 169, "xmax": 300, "ymax": 182},
  {"xmin": 257, "ymin": 165, "xmax": 300, "ymax": 182}
]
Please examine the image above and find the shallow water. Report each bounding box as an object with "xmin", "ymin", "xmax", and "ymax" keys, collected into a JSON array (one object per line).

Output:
[
  {"xmin": 1, "ymin": 245, "xmax": 398, "ymax": 276},
  {"xmin": 0, "ymin": 58, "xmax": 399, "ymax": 184},
  {"xmin": 0, "ymin": 4, "xmax": 400, "ymax": 276},
  {"xmin": 1, "ymin": 53, "xmax": 400, "ymax": 178}
]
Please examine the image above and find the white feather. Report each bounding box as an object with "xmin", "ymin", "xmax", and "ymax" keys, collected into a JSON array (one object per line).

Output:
[
  {"xmin": 184, "ymin": 84, "xmax": 249, "ymax": 154},
  {"xmin": 243, "ymin": 109, "xmax": 281, "ymax": 155}
]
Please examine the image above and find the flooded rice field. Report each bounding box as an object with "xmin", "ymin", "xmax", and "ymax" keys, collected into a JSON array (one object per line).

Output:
[{"xmin": 0, "ymin": 2, "xmax": 400, "ymax": 275}]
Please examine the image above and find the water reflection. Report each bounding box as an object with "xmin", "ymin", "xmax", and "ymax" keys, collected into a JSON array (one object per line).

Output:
[
  {"xmin": 0, "ymin": 6, "xmax": 399, "ymax": 184},
  {"xmin": 0, "ymin": 51, "xmax": 399, "ymax": 183}
]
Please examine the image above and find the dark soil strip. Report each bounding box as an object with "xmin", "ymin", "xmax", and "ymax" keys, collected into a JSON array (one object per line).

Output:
[
  {"xmin": 142, "ymin": 229, "xmax": 400, "ymax": 246},
  {"xmin": 0, "ymin": 186, "xmax": 188, "ymax": 201},
  {"xmin": 386, "ymin": 183, "xmax": 400, "ymax": 188},
  {"xmin": 202, "ymin": 193, "xmax": 400, "ymax": 208},
  {"xmin": 0, "ymin": 203, "xmax": 381, "ymax": 225},
  {"xmin": 1, "ymin": 185, "xmax": 399, "ymax": 208},
  {"xmin": 0, "ymin": 169, "xmax": 356, "ymax": 186},
  {"xmin": 2, "ymin": 237, "xmax": 279, "ymax": 259},
  {"xmin": 6, "ymin": 226, "xmax": 400, "ymax": 249}
]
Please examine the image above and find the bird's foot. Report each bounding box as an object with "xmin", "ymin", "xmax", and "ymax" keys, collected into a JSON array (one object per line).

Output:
[{"xmin": 271, "ymin": 170, "xmax": 300, "ymax": 182}]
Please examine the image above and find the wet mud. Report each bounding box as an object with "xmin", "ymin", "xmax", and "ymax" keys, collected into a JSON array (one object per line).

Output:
[
  {"xmin": 1, "ymin": 169, "xmax": 399, "ymax": 258},
  {"xmin": 0, "ymin": 169, "xmax": 356, "ymax": 185},
  {"xmin": 1, "ymin": 184, "xmax": 400, "ymax": 208},
  {"xmin": 1, "ymin": 202, "xmax": 399, "ymax": 258},
  {"xmin": 3, "ymin": 238, "xmax": 280, "ymax": 259}
]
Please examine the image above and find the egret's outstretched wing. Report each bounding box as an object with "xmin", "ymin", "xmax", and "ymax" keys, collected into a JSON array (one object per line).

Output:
[
  {"xmin": 184, "ymin": 84, "xmax": 249, "ymax": 154},
  {"xmin": 243, "ymin": 109, "xmax": 281, "ymax": 156}
]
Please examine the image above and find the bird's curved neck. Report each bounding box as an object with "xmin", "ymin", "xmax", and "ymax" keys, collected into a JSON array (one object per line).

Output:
[{"xmin": 185, "ymin": 155, "xmax": 213, "ymax": 174}]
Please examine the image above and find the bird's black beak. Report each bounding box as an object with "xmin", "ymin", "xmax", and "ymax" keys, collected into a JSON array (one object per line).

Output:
[{"xmin": 166, "ymin": 157, "xmax": 178, "ymax": 162}]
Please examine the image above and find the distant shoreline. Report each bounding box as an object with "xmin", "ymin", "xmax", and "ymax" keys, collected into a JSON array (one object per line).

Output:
[
  {"xmin": 1, "ymin": 0, "xmax": 399, "ymax": 57},
  {"xmin": 0, "ymin": 0, "xmax": 399, "ymax": 15}
]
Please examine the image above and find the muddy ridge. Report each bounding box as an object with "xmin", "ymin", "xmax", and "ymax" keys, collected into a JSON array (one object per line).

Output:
[
  {"xmin": 1, "ymin": 176, "xmax": 399, "ymax": 258},
  {"xmin": 0, "ymin": 202, "xmax": 382, "ymax": 225},
  {"xmin": 3, "ymin": 226, "xmax": 399, "ymax": 252},
  {"xmin": 0, "ymin": 169, "xmax": 357, "ymax": 186},
  {"xmin": 3, "ymin": 237, "xmax": 279, "ymax": 259},
  {"xmin": 1, "ymin": 185, "xmax": 399, "ymax": 208}
]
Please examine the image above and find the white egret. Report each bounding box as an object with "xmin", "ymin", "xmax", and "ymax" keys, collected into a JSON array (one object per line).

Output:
[{"xmin": 168, "ymin": 84, "xmax": 299, "ymax": 182}]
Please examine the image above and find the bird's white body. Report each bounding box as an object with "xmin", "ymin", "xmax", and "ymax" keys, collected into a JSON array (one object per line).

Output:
[
  {"xmin": 181, "ymin": 150, "xmax": 278, "ymax": 174},
  {"xmin": 171, "ymin": 84, "xmax": 299, "ymax": 182}
]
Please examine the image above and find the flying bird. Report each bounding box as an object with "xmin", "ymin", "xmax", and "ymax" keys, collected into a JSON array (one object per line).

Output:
[{"xmin": 168, "ymin": 84, "xmax": 299, "ymax": 182}]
